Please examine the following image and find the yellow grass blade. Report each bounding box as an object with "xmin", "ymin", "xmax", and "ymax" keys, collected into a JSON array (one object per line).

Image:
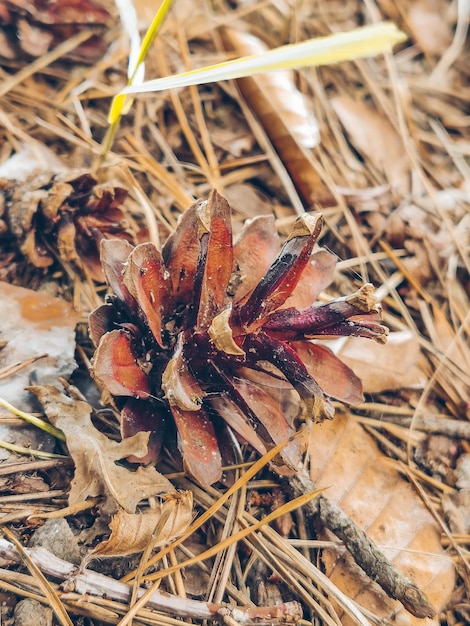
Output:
[
  {"xmin": 135, "ymin": 0, "xmax": 176, "ymax": 69},
  {"xmin": 103, "ymin": 0, "xmax": 175, "ymax": 160},
  {"xmin": 119, "ymin": 22, "xmax": 406, "ymax": 97},
  {"xmin": 142, "ymin": 485, "xmax": 325, "ymax": 584},
  {"xmin": 108, "ymin": 0, "xmax": 175, "ymax": 124}
]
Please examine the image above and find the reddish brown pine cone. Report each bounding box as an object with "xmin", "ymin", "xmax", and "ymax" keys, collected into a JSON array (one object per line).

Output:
[{"xmin": 89, "ymin": 190, "xmax": 388, "ymax": 487}]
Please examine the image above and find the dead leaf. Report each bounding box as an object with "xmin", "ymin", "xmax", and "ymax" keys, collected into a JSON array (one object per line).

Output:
[
  {"xmin": 0, "ymin": 143, "xmax": 67, "ymax": 181},
  {"xmin": 91, "ymin": 491, "xmax": 193, "ymax": 558},
  {"xmin": 421, "ymin": 304, "xmax": 470, "ymax": 416},
  {"xmin": 0, "ymin": 281, "xmax": 80, "ymax": 410},
  {"xmin": 331, "ymin": 96, "xmax": 411, "ymax": 195},
  {"xmin": 0, "ymin": 290, "xmax": 64, "ymax": 458},
  {"xmin": 30, "ymin": 385, "xmax": 175, "ymax": 514},
  {"xmin": 309, "ymin": 413, "xmax": 455, "ymax": 625},
  {"xmin": 327, "ymin": 331, "xmax": 426, "ymax": 393},
  {"xmin": 221, "ymin": 28, "xmax": 333, "ymax": 206},
  {"xmin": 407, "ymin": 0, "xmax": 452, "ymax": 56}
]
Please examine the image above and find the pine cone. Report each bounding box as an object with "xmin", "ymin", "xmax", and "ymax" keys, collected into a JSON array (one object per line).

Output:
[
  {"xmin": 0, "ymin": 171, "xmax": 136, "ymax": 281},
  {"xmin": 0, "ymin": 0, "xmax": 113, "ymax": 63},
  {"xmin": 89, "ymin": 191, "xmax": 388, "ymax": 487}
]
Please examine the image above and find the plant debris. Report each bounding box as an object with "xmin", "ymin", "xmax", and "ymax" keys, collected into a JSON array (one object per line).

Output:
[
  {"xmin": 0, "ymin": 0, "xmax": 115, "ymax": 63},
  {"xmin": 0, "ymin": 0, "xmax": 468, "ymax": 624},
  {"xmin": 1, "ymin": 172, "xmax": 137, "ymax": 282}
]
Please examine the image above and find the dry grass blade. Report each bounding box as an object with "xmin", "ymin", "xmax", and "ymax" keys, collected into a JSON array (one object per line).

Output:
[
  {"xmin": 143, "ymin": 487, "xmax": 324, "ymax": 584},
  {"xmin": 117, "ymin": 488, "xmax": 320, "ymax": 626},
  {"xmin": 178, "ymin": 478, "xmax": 371, "ymax": 626},
  {"xmin": 121, "ymin": 431, "xmax": 303, "ymax": 583}
]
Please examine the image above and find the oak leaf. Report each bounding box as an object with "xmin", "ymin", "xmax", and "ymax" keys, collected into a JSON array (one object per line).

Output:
[{"xmin": 31, "ymin": 385, "xmax": 175, "ymax": 514}]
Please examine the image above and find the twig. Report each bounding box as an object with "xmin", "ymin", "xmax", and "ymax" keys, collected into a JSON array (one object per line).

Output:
[
  {"xmin": 0, "ymin": 538, "xmax": 302, "ymax": 625},
  {"xmin": 379, "ymin": 414, "xmax": 470, "ymax": 440},
  {"xmin": 288, "ymin": 470, "xmax": 436, "ymax": 619}
]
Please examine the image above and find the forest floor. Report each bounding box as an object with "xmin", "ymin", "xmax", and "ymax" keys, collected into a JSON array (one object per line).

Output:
[{"xmin": 0, "ymin": 1, "xmax": 469, "ymax": 625}]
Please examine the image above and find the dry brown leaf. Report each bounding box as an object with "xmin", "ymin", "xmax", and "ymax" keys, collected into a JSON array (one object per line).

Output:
[
  {"xmin": 0, "ymin": 281, "xmax": 80, "ymax": 410},
  {"xmin": 221, "ymin": 28, "xmax": 333, "ymax": 206},
  {"xmin": 31, "ymin": 385, "xmax": 175, "ymax": 514},
  {"xmin": 421, "ymin": 304, "xmax": 470, "ymax": 415},
  {"xmin": 91, "ymin": 491, "xmax": 193, "ymax": 558},
  {"xmin": 406, "ymin": 0, "xmax": 452, "ymax": 56},
  {"xmin": 309, "ymin": 413, "xmax": 455, "ymax": 625},
  {"xmin": 327, "ymin": 331, "xmax": 426, "ymax": 393},
  {"xmin": 331, "ymin": 96, "xmax": 411, "ymax": 195},
  {"xmin": 426, "ymin": 305, "xmax": 470, "ymax": 372}
]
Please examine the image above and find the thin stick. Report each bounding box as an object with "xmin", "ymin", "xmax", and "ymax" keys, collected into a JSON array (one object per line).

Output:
[
  {"xmin": 0, "ymin": 538, "xmax": 301, "ymax": 625},
  {"xmin": 288, "ymin": 470, "xmax": 436, "ymax": 619}
]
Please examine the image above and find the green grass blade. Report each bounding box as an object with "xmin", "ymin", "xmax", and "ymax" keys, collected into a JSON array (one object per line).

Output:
[{"xmin": 0, "ymin": 396, "xmax": 65, "ymax": 441}]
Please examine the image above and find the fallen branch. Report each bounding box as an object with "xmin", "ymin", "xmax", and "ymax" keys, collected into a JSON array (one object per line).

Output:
[
  {"xmin": 0, "ymin": 538, "xmax": 302, "ymax": 625},
  {"xmin": 288, "ymin": 470, "xmax": 436, "ymax": 619}
]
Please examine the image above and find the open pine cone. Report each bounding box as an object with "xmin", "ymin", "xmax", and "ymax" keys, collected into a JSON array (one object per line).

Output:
[
  {"xmin": 89, "ymin": 191, "xmax": 388, "ymax": 486},
  {"xmin": 0, "ymin": 172, "xmax": 136, "ymax": 281},
  {"xmin": 0, "ymin": 0, "xmax": 113, "ymax": 63}
]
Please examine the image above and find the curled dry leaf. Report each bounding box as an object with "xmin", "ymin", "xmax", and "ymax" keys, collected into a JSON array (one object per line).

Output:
[
  {"xmin": 331, "ymin": 96, "xmax": 411, "ymax": 195},
  {"xmin": 30, "ymin": 385, "xmax": 175, "ymax": 514},
  {"xmin": 221, "ymin": 29, "xmax": 333, "ymax": 206},
  {"xmin": 91, "ymin": 491, "xmax": 193, "ymax": 558},
  {"xmin": 309, "ymin": 413, "xmax": 455, "ymax": 625}
]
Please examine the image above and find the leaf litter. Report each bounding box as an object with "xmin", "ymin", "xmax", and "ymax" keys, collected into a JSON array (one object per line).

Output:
[{"xmin": 0, "ymin": 0, "xmax": 469, "ymax": 625}]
